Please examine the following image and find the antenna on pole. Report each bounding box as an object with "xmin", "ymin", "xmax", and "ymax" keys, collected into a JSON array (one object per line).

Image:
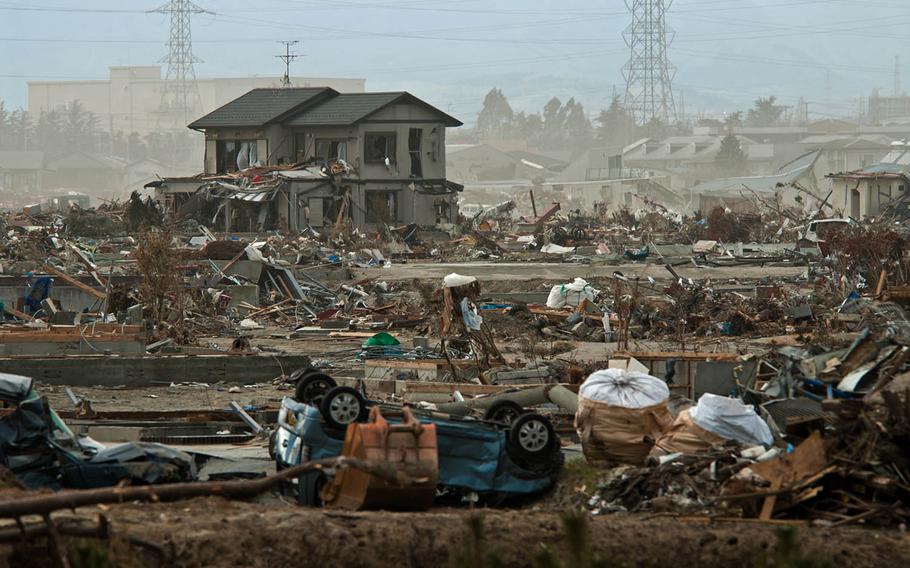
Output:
[{"xmin": 276, "ymin": 41, "xmax": 302, "ymax": 87}]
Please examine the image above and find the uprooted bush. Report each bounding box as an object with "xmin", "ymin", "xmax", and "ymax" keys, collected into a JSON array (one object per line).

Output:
[
  {"xmin": 64, "ymin": 207, "xmax": 127, "ymax": 237},
  {"xmin": 136, "ymin": 227, "xmax": 180, "ymax": 323},
  {"xmin": 824, "ymin": 223, "xmax": 905, "ymax": 285}
]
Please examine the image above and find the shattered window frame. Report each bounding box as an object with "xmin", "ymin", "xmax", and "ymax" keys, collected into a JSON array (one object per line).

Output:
[
  {"xmin": 217, "ymin": 139, "xmax": 257, "ymax": 173},
  {"xmin": 408, "ymin": 128, "xmax": 423, "ymax": 178},
  {"xmin": 364, "ymin": 132, "xmax": 397, "ymax": 164},
  {"xmin": 314, "ymin": 139, "xmax": 348, "ymax": 162}
]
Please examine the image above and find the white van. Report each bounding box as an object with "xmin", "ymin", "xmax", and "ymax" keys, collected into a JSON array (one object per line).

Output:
[{"xmin": 801, "ymin": 218, "xmax": 855, "ymax": 243}]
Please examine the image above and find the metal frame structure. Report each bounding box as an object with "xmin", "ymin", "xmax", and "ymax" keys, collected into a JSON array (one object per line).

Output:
[
  {"xmin": 151, "ymin": 0, "xmax": 212, "ymax": 123},
  {"xmin": 622, "ymin": 0, "xmax": 678, "ymax": 126}
]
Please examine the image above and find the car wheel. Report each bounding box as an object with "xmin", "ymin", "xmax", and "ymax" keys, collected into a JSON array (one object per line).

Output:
[
  {"xmin": 483, "ymin": 400, "xmax": 525, "ymax": 427},
  {"xmin": 319, "ymin": 386, "xmax": 368, "ymax": 430},
  {"xmin": 295, "ymin": 373, "xmax": 338, "ymax": 405},
  {"xmin": 297, "ymin": 471, "xmax": 326, "ymax": 506},
  {"xmin": 507, "ymin": 413, "xmax": 556, "ymax": 464}
]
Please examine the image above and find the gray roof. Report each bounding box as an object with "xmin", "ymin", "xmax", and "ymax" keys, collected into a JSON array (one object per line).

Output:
[
  {"xmin": 0, "ymin": 151, "xmax": 44, "ymax": 170},
  {"xmin": 285, "ymin": 92, "xmax": 462, "ymax": 127},
  {"xmin": 189, "ymin": 88, "xmax": 335, "ymax": 129}
]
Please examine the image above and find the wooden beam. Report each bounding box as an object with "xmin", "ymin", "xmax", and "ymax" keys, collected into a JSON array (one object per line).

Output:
[
  {"xmin": 41, "ymin": 264, "xmax": 105, "ymax": 301},
  {"xmin": 2, "ymin": 305, "xmax": 33, "ymax": 321}
]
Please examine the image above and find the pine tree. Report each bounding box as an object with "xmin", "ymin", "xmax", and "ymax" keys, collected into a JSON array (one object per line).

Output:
[
  {"xmin": 715, "ymin": 133, "xmax": 748, "ymax": 177},
  {"xmin": 476, "ymin": 88, "xmax": 514, "ymax": 140}
]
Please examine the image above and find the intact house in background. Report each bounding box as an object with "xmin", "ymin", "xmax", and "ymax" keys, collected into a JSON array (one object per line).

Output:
[
  {"xmin": 150, "ymin": 87, "xmax": 463, "ymax": 233},
  {"xmin": 538, "ymin": 145, "xmax": 683, "ymax": 213},
  {"xmin": 0, "ymin": 151, "xmax": 44, "ymax": 199}
]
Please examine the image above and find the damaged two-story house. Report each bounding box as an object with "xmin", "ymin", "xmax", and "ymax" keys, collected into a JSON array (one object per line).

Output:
[{"xmin": 151, "ymin": 87, "xmax": 463, "ymax": 232}]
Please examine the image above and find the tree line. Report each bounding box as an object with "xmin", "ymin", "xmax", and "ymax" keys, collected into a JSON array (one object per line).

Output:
[
  {"xmin": 0, "ymin": 99, "xmax": 195, "ymax": 166},
  {"xmin": 473, "ymin": 88, "xmax": 790, "ymax": 177}
]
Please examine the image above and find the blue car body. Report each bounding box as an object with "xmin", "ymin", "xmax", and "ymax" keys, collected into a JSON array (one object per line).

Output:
[{"xmin": 275, "ymin": 398, "xmax": 561, "ymax": 504}]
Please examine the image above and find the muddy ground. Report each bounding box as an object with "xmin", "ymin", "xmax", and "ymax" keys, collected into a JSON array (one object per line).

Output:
[{"xmin": 3, "ymin": 496, "xmax": 908, "ymax": 568}]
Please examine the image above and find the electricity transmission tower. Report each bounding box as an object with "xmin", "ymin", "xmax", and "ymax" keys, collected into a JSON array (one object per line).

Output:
[
  {"xmin": 151, "ymin": 0, "xmax": 212, "ymax": 124},
  {"xmin": 622, "ymin": 0, "xmax": 678, "ymax": 126},
  {"xmin": 276, "ymin": 41, "xmax": 303, "ymax": 87}
]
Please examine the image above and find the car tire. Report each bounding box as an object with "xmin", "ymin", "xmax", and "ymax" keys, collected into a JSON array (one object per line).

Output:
[
  {"xmin": 297, "ymin": 471, "xmax": 327, "ymax": 506},
  {"xmin": 319, "ymin": 386, "xmax": 368, "ymax": 430},
  {"xmin": 506, "ymin": 413, "xmax": 557, "ymax": 465},
  {"xmin": 483, "ymin": 400, "xmax": 525, "ymax": 427},
  {"xmin": 295, "ymin": 373, "xmax": 338, "ymax": 405}
]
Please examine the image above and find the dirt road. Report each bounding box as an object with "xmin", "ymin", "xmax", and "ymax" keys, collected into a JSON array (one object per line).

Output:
[
  {"xmin": 359, "ymin": 261, "xmax": 807, "ymax": 283},
  {"xmin": 7, "ymin": 497, "xmax": 907, "ymax": 567}
]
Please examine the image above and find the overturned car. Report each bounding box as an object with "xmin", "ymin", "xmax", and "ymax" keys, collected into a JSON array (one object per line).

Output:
[
  {"xmin": 0, "ymin": 373, "xmax": 196, "ymax": 489},
  {"xmin": 273, "ymin": 371, "xmax": 563, "ymax": 505}
]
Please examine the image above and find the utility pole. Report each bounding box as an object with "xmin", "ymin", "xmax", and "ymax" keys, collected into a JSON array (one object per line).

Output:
[
  {"xmin": 150, "ymin": 0, "xmax": 212, "ymax": 125},
  {"xmin": 622, "ymin": 0, "xmax": 677, "ymax": 126},
  {"xmin": 276, "ymin": 41, "xmax": 302, "ymax": 87},
  {"xmin": 894, "ymin": 55, "xmax": 902, "ymax": 96}
]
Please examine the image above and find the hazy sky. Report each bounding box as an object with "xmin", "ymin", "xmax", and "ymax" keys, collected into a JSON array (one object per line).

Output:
[{"xmin": 0, "ymin": 0, "xmax": 905, "ymax": 125}]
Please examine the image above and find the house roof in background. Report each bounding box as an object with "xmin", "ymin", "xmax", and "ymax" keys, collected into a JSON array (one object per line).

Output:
[
  {"xmin": 799, "ymin": 134, "xmax": 894, "ymax": 149},
  {"xmin": 0, "ymin": 151, "xmax": 44, "ymax": 170},
  {"xmin": 46, "ymin": 152, "xmax": 128, "ymax": 170},
  {"xmin": 548, "ymin": 147, "xmax": 623, "ymax": 183},
  {"xmin": 506, "ymin": 149, "xmax": 570, "ymax": 170}
]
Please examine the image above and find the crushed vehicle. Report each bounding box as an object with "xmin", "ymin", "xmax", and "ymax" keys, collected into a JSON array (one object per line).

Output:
[
  {"xmin": 272, "ymin": 370, "xmax": 564, "ymax": 506},
  {"xmin": 0, "ymin": 373, "xmax": 196, "ymax": 489}
]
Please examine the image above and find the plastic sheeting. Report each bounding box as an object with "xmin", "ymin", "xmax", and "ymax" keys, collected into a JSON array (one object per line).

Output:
[
  {"xmin": 460, "ymin": 297, "xmax": 483, "ymax": 331},
  {"xmin": 689, "ymin": 394, "xmax": 774, "ymax": 447},
  {"xmin": 443, "ymin": 273, "xmax": 477, "ymax": 288},
  {"xmin": 576, "ymin": 369, "xmax": 673, "ymax": 465},
  {"xmin": 578, "ymin": 369, "xmax": 670, "ymax": 409},
  {"xmin": 540, "ymin": 243, "xmax": 576, "ymax": 255},
  {"xmin": 546, "ymin": 277, "xmax": 599, "ymax": 308}
]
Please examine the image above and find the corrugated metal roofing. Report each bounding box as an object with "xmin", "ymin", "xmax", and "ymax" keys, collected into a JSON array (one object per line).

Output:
[
  {"xmin": 692, "ymin": 150, "xmax": 819, "ymax": 194},
  {"xmin": 188, "ymin": 88, "xmax": 334, "ymax": 129}
]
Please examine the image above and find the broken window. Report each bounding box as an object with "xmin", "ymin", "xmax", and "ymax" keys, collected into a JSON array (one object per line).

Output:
[
  {"xmin": 294, "ymin": 133, "xmax": 308, "ymax": 163},
  {"xmin": 314, "ymin": 139, "xmax": 347, "ymax": 162},
  {"xmin": 364, "ymin": 191, "xmax": 398, "ymax": 223},
  {"xmin": 364, "ymin": 133, "xmax": 396, "ymax": 164},
  {"xmin": 408, "ymin": 128, "xmax": 423, "ymax": 178},
  {"xmin": 217, "ymin": 140, "xmax": 258, "ymax": 173}
]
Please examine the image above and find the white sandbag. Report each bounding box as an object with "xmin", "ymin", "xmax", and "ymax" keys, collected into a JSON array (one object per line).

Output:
[
  {"xmin": 443, "ymin": 273, "xmax": 477, "ymax": 288},
  {"xmin": 688, "ymin": 393, "xmax": 773, "ymax": 447},
  {"xmin": 576, "ymin": 369, "xmax": 672, "ymax": 465},
  {"xmin": 545, "ymin": 277, "xmax": 600, "ymax": 308},
  {"xmin": 579, "ymin": 369, "xmax": 670, "ymax": 409}
]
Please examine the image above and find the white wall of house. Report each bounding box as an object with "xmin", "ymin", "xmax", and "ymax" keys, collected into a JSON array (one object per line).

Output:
[{"xmin": 830, "ymin": 177, "xmax": 908, "ymax": 218}]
